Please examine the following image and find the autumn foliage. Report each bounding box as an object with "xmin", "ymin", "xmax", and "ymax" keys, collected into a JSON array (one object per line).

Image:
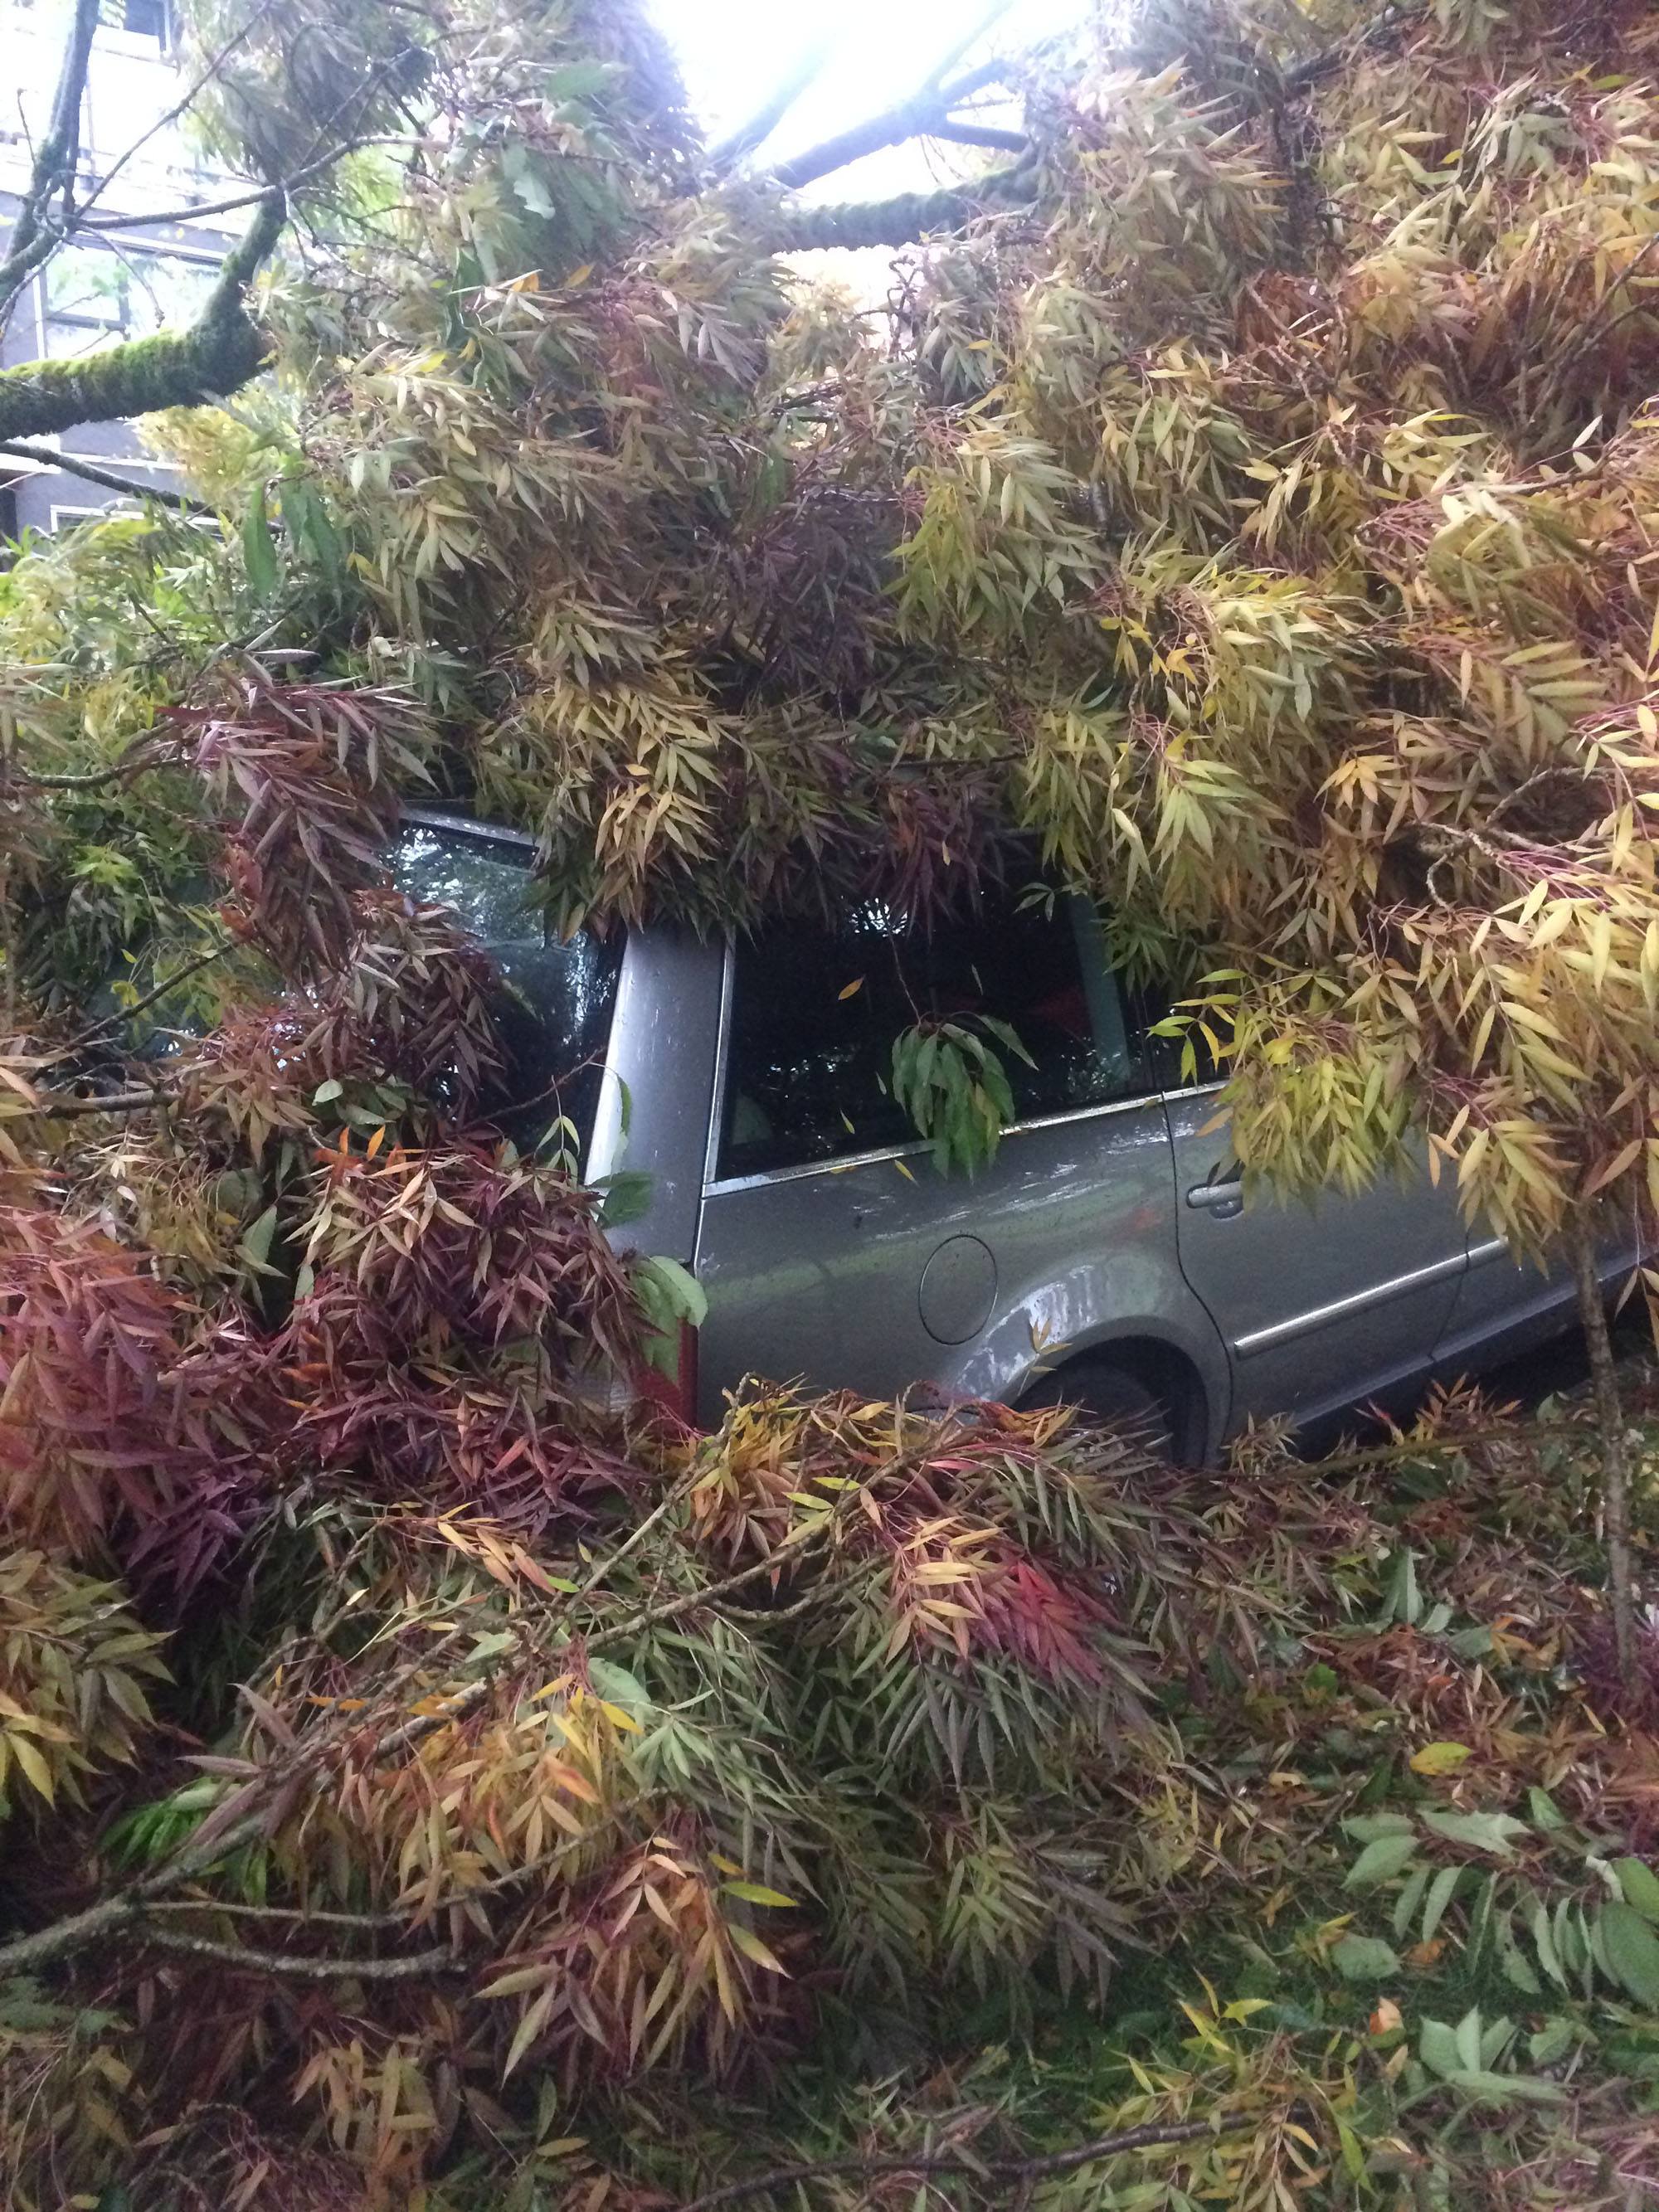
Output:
[{"xmin": 9, "ymin": 0, "xmax": 1659, "ymax": 2203}]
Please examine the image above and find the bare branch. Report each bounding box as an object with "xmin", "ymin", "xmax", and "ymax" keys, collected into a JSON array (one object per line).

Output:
[
  {"xmin": 770, "ymin": 14, "xmax": 1019, "ymax": 191},
  {"xmin": 917, "ymin": 0, "xmax": 1015, "ymax": 96},
  {"xmin": 0, "ymin": 0, "xmax": 101, "ymax": 331},
  {"xmin": 15, "ymin": 1087, "xmax": 173, "ymax": 1118},
  {"xmin": 131, "ymin": 1926, "xmax": 461, "ymax": 1981},
  {"xmin": 68, "ymin": 0, "xmax": 280, "ymax": 234},
  {"xmin": 0, "ymin": 437, "xmax": 204, "ymax": 513},
  {"xmin": 710, "ymin": 32, "xmax": 842, "ymax": 173}
]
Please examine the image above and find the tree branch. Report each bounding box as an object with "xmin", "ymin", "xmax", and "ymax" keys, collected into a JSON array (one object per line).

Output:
[
  {"xmin": 0, "ymin": 437, "xmax": 203, "ymax": 513},
  {"xmin": 0, "ymin": 1519, "xmax": 837, "ymax": 1980},
  {"xmin": 0, "ymin": 188, "xmax": 286, "ymax": 442},
  {"xmin": 674, "ymin": 2116, "xmax": 1253, "ymax": 2211},
  {"xmin": 761, "ymin": 164, "xmax": 1034, "ymax": 252},
  {"xmin": 769, "ymin": 15, "xmax": 1019, "ymax": 192},
  {"xmin": 916, "ymin": 0, "xmax": 1014, "ymax": 97},
  {"xmin": 710, "ymin": 32, "xmax": 841, "ymax": 173},
  {"xmin": 131, "ymin": 1927, "xmax": 461, "ymax": 1981},
  {"xmin": 0, "ymin": 0, "xmax": 100, "ymax": 332},
  {"xmin": 927, "ymin": 120, "xmax": 1029, "ymax": 153},
  {"xmin": 67, "ymin": 0, "xmax": 278, "ymax": 235}
]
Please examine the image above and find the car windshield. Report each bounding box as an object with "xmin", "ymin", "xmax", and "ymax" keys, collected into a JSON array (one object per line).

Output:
[{"xmin": 390, "ymin": 821, "xmax": 622, "ymax": 1159}]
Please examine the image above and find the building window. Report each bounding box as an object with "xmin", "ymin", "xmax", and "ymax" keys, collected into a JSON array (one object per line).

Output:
[
  {"xmin": 100, "ymin": 0, "xmax": 170, "ymax": 40},
  {"xmin": 38, "ymin": 242, "xmax": 218, "ymax": 361}
]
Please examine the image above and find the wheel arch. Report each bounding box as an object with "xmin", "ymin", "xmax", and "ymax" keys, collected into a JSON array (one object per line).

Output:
[{"xmin": 1017, "ymin": 1334, "xmax": 1212, "ymax": 1465}]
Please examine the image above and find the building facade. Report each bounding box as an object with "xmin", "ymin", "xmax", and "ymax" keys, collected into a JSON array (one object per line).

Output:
[{"xmin": 1, "ymin": 0, "xmax": 244, "ymax": 535}]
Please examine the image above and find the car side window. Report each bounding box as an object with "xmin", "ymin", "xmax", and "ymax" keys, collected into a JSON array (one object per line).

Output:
[
  {"xmin": 390, "ymin": 825, "xmax": 623, "ymax": 1154},
  {"xmin": 718, "ymin": 887, "xmax": 1158, "ymax": 1179}
]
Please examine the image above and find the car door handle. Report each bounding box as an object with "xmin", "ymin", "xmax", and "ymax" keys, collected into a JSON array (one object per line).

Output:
[{"xmin": 1186, "ymin": 1179, "xmax": 1244, "ymax": 1216}]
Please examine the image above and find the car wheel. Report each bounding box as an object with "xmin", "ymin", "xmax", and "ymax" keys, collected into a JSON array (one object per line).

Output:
[{"xmin": 1021, "ymin": 1358, "xmax": 1174, "ymax": 1456}]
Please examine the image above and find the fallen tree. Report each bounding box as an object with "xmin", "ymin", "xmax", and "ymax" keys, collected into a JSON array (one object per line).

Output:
[{"xmin": 7, "ymin": 0, "xmax": 1659, "ymax": 2202}]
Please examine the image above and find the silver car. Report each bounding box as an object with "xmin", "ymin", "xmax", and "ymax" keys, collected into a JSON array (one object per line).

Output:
[{"xmin": 397, "ymin": 811, "xmax": 1630, "ymax": 1456}]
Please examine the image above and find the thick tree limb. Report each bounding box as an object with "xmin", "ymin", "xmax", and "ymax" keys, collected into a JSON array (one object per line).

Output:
[
  {"xmin": 927, "ymin": 120, "xmax": 1029, "ymax": 153},
  {"xmin": 0, "ymin": 437, "xmax": 203, "ymax": 513},
  {"xmin": 0, "ymin": 189, "xmax": 286, "ymax": 442},
  {"xmin": 674, "ymin": 2116, "xmax": 1253, "ymax": 2210},
  {"xmin": 763, "ymin": 164, "xmax": 1034, "ymax": 253},
  {"xmin": 0, "ymin": 0, "xmax": 101, "ymax": 332}
]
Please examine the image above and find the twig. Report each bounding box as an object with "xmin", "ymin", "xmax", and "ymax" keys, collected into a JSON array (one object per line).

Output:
[
  {"xmin": 68, "ymin": 2, "xmax": 279, "ymax": 231},
  {"xmin": 63, "ymin": 942, "xmax": 231, "ymax": 1053},
  {"xmin": 14, "ymin": 1087, "xmax": 173, "ymax": 1118},
  {"xmin": 132, "ymin": 1927, "xmax": 460, "ymax": 1981},
  {"xmin": 0, "ymin": 0, "xmax": 100, "ymax": 330},
  {"xmin": 0, "ymin": 438, "xmax": 204, "ymax": 513},
  {"xmin": 673, "ymin": 2115, "xmax": 1251, "ymax": 2210},
  {"xmin": 573, "ymin": 1468, "xmax": 698, "ymax": 1598},
  {"xmin": 142, "ymin": 1897, "xmax": 417, "ymax": 1930}
]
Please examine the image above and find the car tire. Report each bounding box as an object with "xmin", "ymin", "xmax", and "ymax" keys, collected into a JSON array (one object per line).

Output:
[{"xmin": 1021, "ymin": 1358, "xmax": 1175, "ymax": 1456}]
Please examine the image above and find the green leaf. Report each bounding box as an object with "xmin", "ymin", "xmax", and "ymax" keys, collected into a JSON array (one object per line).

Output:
[
  {"xmin": 1332, "ymin": 1934, "xmax": 1399, "ymax": 1981},
  {"xmin": 241, "ymin": 481, "xmax": 280, "ymax": 598},
  {"xmin": 1420, "ymin": 1863, "xmax": 1462, "ymax": 1944},
  {"xmin": 1528, "ymin": 2018, "xmax": 1576, "ymax": 2067},
  {"xmin": 1598, "ymin": 1899, "xmax": 1659, "ymax": 2007},
  {"xmin": 720, "ymin": 1881, "xmax": 796, "ymax": 1908},
  {"xmin": 311, "ymin": 1078, "xmax": 343, "ymax": 1105},
  {"xmin": 1345, "ymin": 1812, "xmax": 1416, "ymax": 1842},
  {"xmin": 1418, "ymin": 2018, "xmax": 1462, "ymax": 2079},
  {"xmin": 236, "ymin": 1203, "xmax": 280, "ymax": 1275},
  {"xmin": 1420, "ymin": 1809, "xmax": 1530, "ymax": 1857},
  {"xmin": 1615, "ymin": 1858, "xmax": 1659, "ymax": 1923},
  {"xmin": 1444, "ymin": 2069, "xmax": 1566, "ymax": 2106},
  {"xmin": 597, "ymin": 1169, "xmax": 654, "ymax": 1228},
  {"xmin": 1393, "ymin": 1863, "xmax": 1432, "ymax": 1940},
  {"xmin": 586, "ymin": 1658, "xmax": 649, "ymax": 1716},
  {"xmin": 1526, "ymin": 1787, "xmax": 1569, "ymax": 1831},
  {"xmin": 1345, "ymin": 1833, "xmax": 1420, "ymax": 1889}
]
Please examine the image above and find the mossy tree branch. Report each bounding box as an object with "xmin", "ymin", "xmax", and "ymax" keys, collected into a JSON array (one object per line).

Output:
[
  {"xmin": 0, "ymin": 190, "xmax": 286, "ymax": 442},
  {"xmin": 761, "ymin": 163, "xmax": 1036, "ymax": 251}
]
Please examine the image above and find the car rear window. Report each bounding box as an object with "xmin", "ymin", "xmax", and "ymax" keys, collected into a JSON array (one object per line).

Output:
[
  {"xmin": 390, "ymin": 822, "xmax": 622, "ymax": 1158},
  {"xmin": 718, "ymin": 887, "xmax": 1155, "ymax": 1180}
]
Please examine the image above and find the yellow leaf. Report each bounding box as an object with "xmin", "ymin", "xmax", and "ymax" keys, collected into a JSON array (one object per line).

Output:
[
  {"xmin": 838, "ymin": 977, "xmax": 864, "ymax": 1000},
  {"xmin": 893, "ymin": 1159, "xmax": 917, "ymax": 1183},
  {"xmin": 729, "ymin": 1922, "xmax": 788, "ymax": 1975},
  {"xmin": 9, "ymin": 1731, "xmax": 54, "ymax": 1805},
  {"xmin": 1408, "ymin": 1741, "xmax": 1473, "ymax": 1777}
]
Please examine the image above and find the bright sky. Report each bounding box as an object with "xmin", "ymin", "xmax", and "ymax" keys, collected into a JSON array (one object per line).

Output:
[{"xmin": 649, "ymin": 0, "xmax": 1092, "ymax": 195}]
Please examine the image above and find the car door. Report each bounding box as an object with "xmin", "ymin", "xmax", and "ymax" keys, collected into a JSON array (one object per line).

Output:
[
  {"xmin": 693, "ymin": 887, "xmax": 1204, "ymax": 1422},
  {"xmin": 1164, "ymin": 1091, "xmax": 1469, "ymax": 1431},
  {"xmin": 1434, "ymin": 1203, "xmax": 1645, "ymax": 1379}
]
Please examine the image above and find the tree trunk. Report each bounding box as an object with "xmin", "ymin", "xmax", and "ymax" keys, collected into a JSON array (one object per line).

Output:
[{"xmin": 1570, "ymin": 1218, "xmax": 1638, "ymax": 1681}]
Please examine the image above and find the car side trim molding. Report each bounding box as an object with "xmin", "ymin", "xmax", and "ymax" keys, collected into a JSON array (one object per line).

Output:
[{"xmin": 1233, "ymin": 1247, "xmax": 1468, "ymax": 1358}]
